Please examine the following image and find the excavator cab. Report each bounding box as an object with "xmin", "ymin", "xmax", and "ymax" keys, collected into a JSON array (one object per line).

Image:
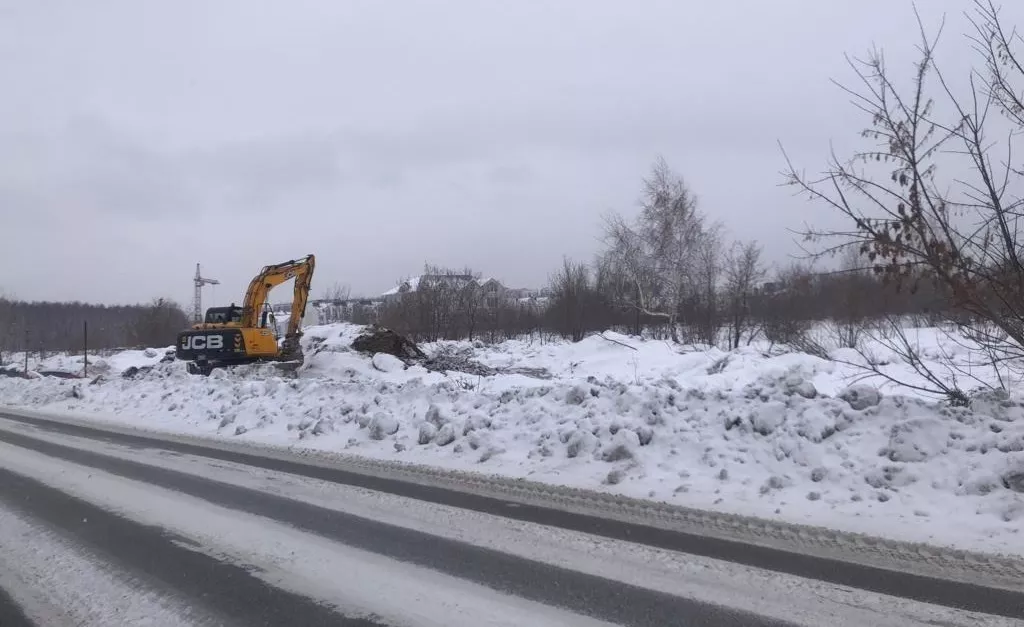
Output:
[{"xmin": 203, "ymin": 305, "xmax": 243, "ymax": 326}]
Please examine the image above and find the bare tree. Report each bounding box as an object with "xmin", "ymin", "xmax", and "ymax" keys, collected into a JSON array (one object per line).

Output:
[
  {"xmin": 833, "ymin": 315, "xmax": 972, "ymax": 405},
  {"xmin": 548, "ymin": 257, "xmax": 596, "ymax": 342},
  {"xmin": 594, "ymin": 251, "xmax": 639, "ymax": 335},
  {"xmin": 690, "ymin": 223, "xmax": 725, "ymax": 345},
  {"xmin": 759, "ymin": 263, "xmax": 817, "ymax": 349},
  {"xmin": 600, "ymin": 157, "xmax": 709, "ymax": 342},
  {"xmin": 724, "ymin": 240, "xmax": 767, "ymax": 349},
  {"xmin": 823, "ymin": 247, "xmax": 876, "ymax": 349},
  {"xmin": 379, "ymin": 264, "xmax": 484, "ymax": 342},
  {"xmin": 129, "ymin": 298, "xmax": 189, "ymax": 347},
  {"xmin": 601, "ymin": 213, "xmax": 669, "ymax": 332},
  {"xmin": 783, "ymin": 1, "xmax": 1024, "ymax": 393},
  {"xmin": 456, "ymin": 268, "xmax": 483, "ymax": 341},
  {"xmin": 321, "ymin": 282, "xmax": 350, "ymax": 304}
]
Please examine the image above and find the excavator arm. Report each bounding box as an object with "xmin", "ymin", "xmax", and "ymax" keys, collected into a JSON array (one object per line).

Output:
[
  {"xmin": 284, "ymin": 256, "xmax": 315, "ymax": 338},
  {"xmin": 240, "ymin": 254, "xmax": 316, "ymax": 357}
]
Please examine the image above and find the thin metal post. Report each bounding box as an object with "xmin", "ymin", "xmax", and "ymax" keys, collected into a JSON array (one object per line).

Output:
[{"xmin": 83, "ymin": 320, "xmax": 88, "ymax": 377}]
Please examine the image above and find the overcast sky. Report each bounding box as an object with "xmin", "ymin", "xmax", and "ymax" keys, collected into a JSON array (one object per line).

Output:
[{"xmin": 1, "ymin": 0, "xmax": 1017, "ymax": 307}]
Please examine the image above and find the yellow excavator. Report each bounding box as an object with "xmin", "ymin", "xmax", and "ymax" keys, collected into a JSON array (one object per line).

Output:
[{"xmin": 175, "ymin": 254, "xmax": 316, "ymax": 375}]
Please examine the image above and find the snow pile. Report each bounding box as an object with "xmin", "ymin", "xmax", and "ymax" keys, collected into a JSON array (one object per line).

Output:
[
  {"xmin": 2, "ymin": 347, "xmax": 173, "ymax": 377},
  {"xmin": 1, "ymin": 323, "xmax": 1023, "ymax": 557}
]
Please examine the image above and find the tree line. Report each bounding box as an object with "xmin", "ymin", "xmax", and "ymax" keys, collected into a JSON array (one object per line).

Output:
[
  {"xmin": 377, "ymin": 161, "xmax": 952, "ymax": 350},
  {"xmin": 0, "ymin": 297, "xmax": 188, "ymax": 364},
  {"xmin": 375, "ymin": 265, "xmax": 548, "ymax": 343}
]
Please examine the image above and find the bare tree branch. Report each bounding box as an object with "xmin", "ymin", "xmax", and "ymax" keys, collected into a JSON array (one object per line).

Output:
[{"xmin": 782, "ymin": 3, "xmax": 1024, "ymax": 398}]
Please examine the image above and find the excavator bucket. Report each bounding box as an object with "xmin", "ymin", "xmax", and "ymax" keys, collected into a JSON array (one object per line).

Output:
[
  {"xmin": 271, "ymin": 333, "xmax": 304, "ymax": 375},
  {"xmin": 279, "ymin": 334, "xmax": 303, "ymax": 361}
]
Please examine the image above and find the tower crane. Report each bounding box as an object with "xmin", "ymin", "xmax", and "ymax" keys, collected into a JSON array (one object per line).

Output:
[{"xmin": 193, "ymin": 263, "xmax": 220, "ymax": 324}]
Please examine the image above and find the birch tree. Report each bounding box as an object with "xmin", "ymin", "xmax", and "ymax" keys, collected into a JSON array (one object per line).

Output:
[{"xmin": 600, "ymin": 157, "xmax": 710, "ymax": 342}]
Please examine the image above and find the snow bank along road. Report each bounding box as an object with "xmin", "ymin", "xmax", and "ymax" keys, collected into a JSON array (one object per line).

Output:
[{"xmin": 0, "ymin": 412, "xmax": 1020, "ymax": 627}]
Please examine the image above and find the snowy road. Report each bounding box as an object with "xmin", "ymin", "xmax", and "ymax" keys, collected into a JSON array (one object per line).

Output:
[{"xmin": 0, "ymin": 412, "xmax": 1019, "ymax": 627}]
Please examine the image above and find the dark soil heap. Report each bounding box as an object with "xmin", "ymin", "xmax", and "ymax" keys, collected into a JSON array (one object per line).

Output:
[{"xmin": 351, "ymin": 326, "xmax": 426, "ymax": 360}]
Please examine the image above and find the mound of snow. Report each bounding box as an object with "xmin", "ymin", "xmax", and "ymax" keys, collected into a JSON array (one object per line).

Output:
[
  {"xmin": 3, "ymin": 322, "xmax": 1024, "ymax": 557},
  {"xmin": 839, "ymin": 384, "xmax": 882, "ymax": 410},
  {"xmin": 884, "ymin": 418, "xmax": 949, "ymax": 463},
  {"xmin": 372, "ymin": 353, "xmax": 405, "ymax": 373},
  {"xmin": 368, "ymin": 413, "xmax": 400, "ymax": 440}
]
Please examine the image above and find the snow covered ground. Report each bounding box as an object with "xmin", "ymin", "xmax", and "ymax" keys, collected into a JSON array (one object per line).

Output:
[
  {"xmin": 1, "ymin": 323, "xmax": 1022, "ymax": 558},
  {"xmin": 2, "ymin": 347, "xmax": 170, "ymax": 378}
]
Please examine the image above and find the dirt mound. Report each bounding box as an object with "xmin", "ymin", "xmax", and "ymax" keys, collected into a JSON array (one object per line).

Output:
[
  {"xmin": 351, "ymin": 326, "xmax": 426, "ymax": 361},
  {"xmin": 350, "ymin": 328, "xmax": 550, "ymax": 379}
]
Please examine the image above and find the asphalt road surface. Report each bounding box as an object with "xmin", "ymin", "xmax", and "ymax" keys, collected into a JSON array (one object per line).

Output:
[{"xmin": 0, "ymin": 411, "xmax": 1019, "ymax": 627}]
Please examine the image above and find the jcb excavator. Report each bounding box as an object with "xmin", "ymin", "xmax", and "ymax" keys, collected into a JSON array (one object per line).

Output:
[{"xmin": 175, "ymin": 254, "xmax": 316, "ymax": 375}]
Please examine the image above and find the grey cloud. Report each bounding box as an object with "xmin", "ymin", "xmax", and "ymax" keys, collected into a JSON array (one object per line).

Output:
[
  {"xmin": 0, "ymin": 120, "xmax": 196, "ymax": 223},
  {"xmin": 188, "ymin": 134, "xmax": 347, "ymax": 210},
  {"xmin": 488, "ymin": 164, "xmax": 534, "ymax": 185}
]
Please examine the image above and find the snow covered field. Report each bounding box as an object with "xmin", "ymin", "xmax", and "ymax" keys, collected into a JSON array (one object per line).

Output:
[{"xmin": 1, "ymin": 323, "xmax": 1022, "ymax": 558}]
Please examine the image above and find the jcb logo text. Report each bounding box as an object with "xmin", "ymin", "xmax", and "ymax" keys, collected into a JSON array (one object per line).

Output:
[{"xmin": 182, "ymin": 335, "xmax": 224, "ymax": 350}]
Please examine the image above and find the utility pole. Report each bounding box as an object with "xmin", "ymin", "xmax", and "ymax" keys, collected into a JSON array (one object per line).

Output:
[
  {"xmin": 83, "ymin": 320, "xmax": 88, "ymax": 378},
  {"xmin": 193, "ymin": 263, "xmax": 220, "ymax": 324}
]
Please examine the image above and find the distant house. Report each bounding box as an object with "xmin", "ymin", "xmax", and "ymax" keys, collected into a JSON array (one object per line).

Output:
[
  {"xmin": 345, "ymin": 298, "xmax": 382, "ymax": 323},
  {"xmin": 380, "ymin": 276, "xmax": 420, "ymax": 304},
  {"xmin": 516, "ymin": 295, "xmax": 552, "ymax": 311},
  {"xmin": 381, "ymin": 274, "xmax": 478, "ymax": 304},
  {"xmin": 381, "ymin": 274, "xmax": 552, "ymax": 311},
  {"xmin": 267, "ymin": 303, "xmax": 321, "ymax": 329},
  {"xmin": 478, "ymin": 277, "xmax": 508, "ymax": 309},
  {"xmin": 312, "ymin": 300, "xmax": 344, "ymax": 324},
  {"xmin": 757, "ymin": 281, "xmax": 781, "ymax": 295},
  {"xmin": 519, "ymin": 287, "xmax": 553, "ymax": 299},
  {"xmin": 506, "ymin": 287, "xmax": 552, "ymax": 311},
  {"xmin": 270, "ymin": 297, "xmax": 383, "ymax": 326}
]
